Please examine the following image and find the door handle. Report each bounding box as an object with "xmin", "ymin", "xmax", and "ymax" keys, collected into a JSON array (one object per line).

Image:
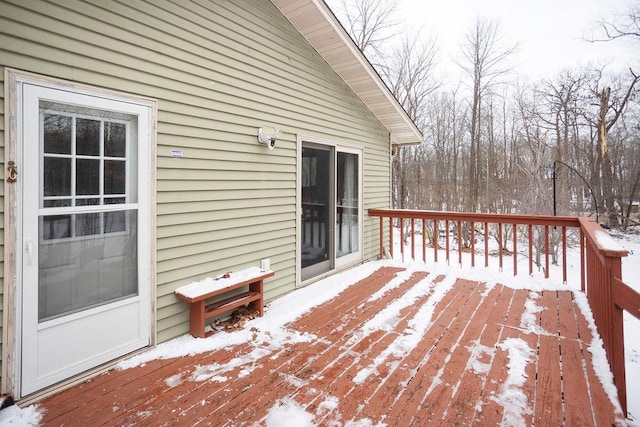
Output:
[{"xmin": 25, "ymin": 239, "xmax": 33, "ymax": 265}]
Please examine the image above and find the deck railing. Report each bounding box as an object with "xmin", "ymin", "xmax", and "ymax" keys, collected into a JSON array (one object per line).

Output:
[{"xmin": 369, "ymin": 208, "xmax": 640, "ymax": 416}]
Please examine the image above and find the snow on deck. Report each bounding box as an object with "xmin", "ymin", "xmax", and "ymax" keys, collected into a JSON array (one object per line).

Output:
[{"xmin": 32, "ymin": 262, "xmax": 624, "ymax": 426}]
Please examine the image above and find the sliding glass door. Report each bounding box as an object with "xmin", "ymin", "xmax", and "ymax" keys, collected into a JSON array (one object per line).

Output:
[{"xmin": 301, "ymin": 142, "xmax": 361, "ymax": 282}]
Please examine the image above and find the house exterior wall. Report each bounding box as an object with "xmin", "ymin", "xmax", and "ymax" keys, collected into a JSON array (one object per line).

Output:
[{"xmin": 0, "ymin": 0, "xmax": 391, "ymax": 387}]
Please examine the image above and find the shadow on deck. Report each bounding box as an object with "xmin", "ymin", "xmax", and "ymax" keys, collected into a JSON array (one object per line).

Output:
[{"xmin": 37, "ymin": 265, "xmax": 623, "ymax": 426}]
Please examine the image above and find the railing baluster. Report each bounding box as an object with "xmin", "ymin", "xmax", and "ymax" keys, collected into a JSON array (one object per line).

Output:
[
  {"xmin": 411, "ymin": 218, "xmax": 415, "ymax": 261},
  {"xmin": 471, "ymin": 221, "xmax": 475, "ymax": 267},
  {"xmin": 457, "ymin": 220, "xmax": 462, "ymax": 266},
  {"xmin": 389, "ymin": 216, "xmax": 394, "ymax": 259},
  {"xmin": 445, "ymin": 219, "xmax": 450, "ymax": 265},
  {"xmin": 434, "ymin": 219, "xmax": 438, "ymax": 263},
  {"xmin": 379, "ymin": 216, "xmax": 383, "ymax": 259},
  {"xmin": 400, "ymin": 218, "xmax": 404, "ymax": 260},
  {"xmin": 513, "ymin": 224, "xmax": 517, "ymax": 276},
  {"xmin": 562, "ymin": 226, "xmax": 567, "ymax": 284},
  {"xmin": 498, "ymin": 223, "xmax": 503, "ymax": 271},
  {"xmin": 422, "ymin": 219, "xmax": 426, "ymax": 263},
  {"xmin": 528, "ymin": 224, "xmax": 533, "ymax": 276},
  {"xmin": 544, "ymin": 225, "xmax": 549, "ymax": 279},
  {"xmin": 580, "ymin": 227, "xmax": 585, "ymax": 292},
  {"xmin": 484, "ymin": 222, "xmax": 489, "ymax": 268}
]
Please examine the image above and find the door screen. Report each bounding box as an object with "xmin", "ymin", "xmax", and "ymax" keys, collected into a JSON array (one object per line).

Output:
[{"xmin": 38, "ymin": 103, "xmax": 139, "ymax": 321}]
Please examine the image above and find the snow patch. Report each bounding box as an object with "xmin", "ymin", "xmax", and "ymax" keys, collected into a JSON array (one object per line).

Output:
[
  {"xmin": 594, "ymin": 230, "xmax": 625, "ymax": 252},
  {"xmin": 493, "ymin": 338, "xmax": 534, "ymax": 426},
  {"xmin": 164, "ymin": 373, "xmax": 184, "ymax": 388},
  {"xmin": 347, "ymin": 273, "xmax": 435, "ymax": 345},
  {"xmin": 344, "ymin": 419, "xmax": 387, "ymax": 427},
  {"xmin": 265, "ymin": 399, "xmax": 314, "ymax": 427},
  {"xmin": 318, "ymin": 395, "xmax": 340, "ymax": 413},
  {"xmin": 174, "ymin": 267, "xmax": 271, "ymax": 299},
  {"xmin": 466, "ymin": 341, "xmax": 495, "ymax": 375},
  {"xmin": 0, "ymin": 404, "xmax": 44, "ymax": 426},
  {"xmin": 366, "ymin": 266, "xmax": 429, "ymax": 302},
  {"xmin": 282, "ymin": 373, "xmax": 307, "ymax": 388}
]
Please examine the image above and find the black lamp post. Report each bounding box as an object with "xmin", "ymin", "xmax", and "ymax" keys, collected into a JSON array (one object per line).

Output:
[{"xmin": 550, "ymin": 160, "xmax": 599, "ymax": 223}]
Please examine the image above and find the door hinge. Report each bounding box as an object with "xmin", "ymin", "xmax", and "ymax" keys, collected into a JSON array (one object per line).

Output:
[{"xmin": 7, "ymin": 161, "xmax": 17, "ymax": 183}]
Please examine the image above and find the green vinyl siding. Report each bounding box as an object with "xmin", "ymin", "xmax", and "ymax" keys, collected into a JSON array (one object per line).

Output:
[{"xmin": 0, "ymin": 0, "xmax": 390, "ymax": 358}]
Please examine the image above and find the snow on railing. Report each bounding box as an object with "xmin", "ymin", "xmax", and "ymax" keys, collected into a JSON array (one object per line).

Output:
[
  {"xmin": 369, "ymin": 208, "xmax": 639, "ymax": 417},
  {"xmin": 579, "ymin": 217, "xmax": 640, "ymax": 417}
]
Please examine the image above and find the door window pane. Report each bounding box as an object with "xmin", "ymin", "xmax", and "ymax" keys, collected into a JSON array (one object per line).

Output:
[
  {"xmin": 76, "ymin": 118, "xmax": 101, "ymax": 156},
  {"xmin": 43, "ymin": 114, "xmax": 71, "ymax": 154},
  {"xmin": 76, "ymin": 198, "xmax": 100, "ymax": 206},
  {"xmin": 38, "ymin": 210, "xmax": 138, "ymax": 321},
  {"xmin": 42, "ymin": 215, "xmax": 71, "ymax": 240},
  {"xmin": 337, "ymin": 152, "xmax": 359, "ymax": 258},
  {"xmin": 76, "ymin": 213, "xmax": 101, "ymax": 236},
  {"xmin": 104, "ymin": 211, "xmax": 126, "ymax": 233},
  {"xmin": 301, "ymin": 146, "xmax": 331, "ymax": 280},
  {"xmin": 104, "ymin": 160, "xmax": 125, "ymax": 194},
  {"xmin": 76, "ymin": 159, "xmax": 100, "ymax": 195},
  {"xmin": 43, "ymin": 199, "xmax": 71, "ymax": 208},
  {"xmin": 40, "ymin": 105, "xmax": 135, "ymax": 238},
  {"xmin": 105, "ymin": 122, "xmax": 126, "ymax": 157},
  {"xmin": 44, "ymin": 158, "xmax": 71, "ymax": 197}
]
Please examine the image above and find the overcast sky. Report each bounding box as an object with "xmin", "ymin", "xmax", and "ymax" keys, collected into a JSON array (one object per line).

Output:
[
  {"xmin": 401, "ymin": 0, "xmax": 638, "ymax": 81},
  {"xmin": 328, "ymin": 0, "xmax": 638, "ymax": 85}
]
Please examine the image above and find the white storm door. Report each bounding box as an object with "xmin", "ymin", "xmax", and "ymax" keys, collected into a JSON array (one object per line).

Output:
[{"xmin": 20, "ymin": 83, "xmax": 152, "ymax": 396}]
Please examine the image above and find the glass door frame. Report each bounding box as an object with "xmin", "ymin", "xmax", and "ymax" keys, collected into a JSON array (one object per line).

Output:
[{"xmin": 297, "ymin": 136, "xmax": 363, "ymax": 285}]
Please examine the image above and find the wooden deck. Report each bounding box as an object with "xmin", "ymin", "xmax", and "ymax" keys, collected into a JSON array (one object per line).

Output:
[{"xmin": 36, "ymin": 266, "xmax": 623, "ymax": 426}]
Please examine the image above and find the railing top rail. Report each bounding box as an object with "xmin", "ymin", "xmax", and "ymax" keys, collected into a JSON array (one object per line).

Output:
[
  {"xmin": 578, "ymin": 217, "xmax": 628, "ymax": 258},
  {"xmin": 368, "ymin": 208, "xmax": 582, "ymax": 228}
]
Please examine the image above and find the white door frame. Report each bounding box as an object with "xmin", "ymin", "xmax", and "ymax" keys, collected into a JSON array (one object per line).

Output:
[{"xmin": 2, "ymin": 69, "xmax": 158, "ymax": 398}]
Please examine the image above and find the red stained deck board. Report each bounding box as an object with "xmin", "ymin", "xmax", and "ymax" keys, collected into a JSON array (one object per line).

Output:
[
  {"xmin": 473, "ymin": 289, "xmax": 533, "ymax": 426},
  {"xmin": 37, "ymin": 267, "xmax": 622, "ymax": 426},
  {"xmin": 381, "ymin": 279, "xmax": 486, "ymax": 425},
  {"xmin": 441, "ymin": 284, "xmax": 512, "ymax": 425},
  {"xmin": 358, "ymin": 275, "xmax": 470, "ymax": 422},
  {"xmin": 557, "ymin": 290, "xmax": 597, "ymax": 426},
  {"xmin": 300, "ymin": 273, "xmax": 435, "ymax": 420},
  {"xmin": 534, "ymin": 291, "xmax": 564, "ymax": 426},
  {"xmin": 402, "ymin": 280, "xmax": 489, "ymax": 425}
]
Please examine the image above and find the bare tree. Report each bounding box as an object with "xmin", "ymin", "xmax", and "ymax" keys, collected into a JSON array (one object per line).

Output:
[
  {"xmin": 592, "ymin": 68, "xmax": 639, "ymax": 227},
  {"xmin": 457, "ymin": 18, "xmax": 517, "ymax": 212},
  {"xmin": 596, "ymin": 2, "xmax": 640, "ymax": 42},
  {"xmin": 379, "ymin": 33, "xmax": 440, "ymax": 130},
  {"xmin": 333, "ymin": 0, "xmax": 399, "ymax": 59}
]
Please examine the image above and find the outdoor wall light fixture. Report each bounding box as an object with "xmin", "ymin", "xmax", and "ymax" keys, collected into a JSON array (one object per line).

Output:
[{"xmin": 258, "ymin": 127, "xmax": 280, "ymax": 150}]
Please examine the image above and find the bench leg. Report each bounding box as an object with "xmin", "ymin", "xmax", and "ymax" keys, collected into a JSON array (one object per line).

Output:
[
  {"xmin": 249, "ymin": 279, "xmax": 264, "ymax": 317},
  {"xmin": 189, "ymin": 301, "xmax": 206, "ymax": 338}
]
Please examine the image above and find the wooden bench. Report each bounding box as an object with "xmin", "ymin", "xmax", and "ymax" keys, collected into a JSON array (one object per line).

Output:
[{"xmin": 174, "ymin": 267, "xmax": 274, "ymax": 338}]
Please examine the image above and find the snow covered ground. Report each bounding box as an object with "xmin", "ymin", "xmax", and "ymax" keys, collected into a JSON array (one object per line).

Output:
[{"xmin": 2, "ymin": 231, "xmax": 639, "ymax": 426}]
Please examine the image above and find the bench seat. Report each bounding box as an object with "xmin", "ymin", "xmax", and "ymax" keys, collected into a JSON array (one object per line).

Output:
[{"xmin": 175, "ymin": 267, "xmax": 274, "ymax": 338}]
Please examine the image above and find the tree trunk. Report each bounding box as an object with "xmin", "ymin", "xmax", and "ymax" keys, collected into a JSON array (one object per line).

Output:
[{"xmin": 597, "ymin": 87, "xmax": 618, "ymax": 228}]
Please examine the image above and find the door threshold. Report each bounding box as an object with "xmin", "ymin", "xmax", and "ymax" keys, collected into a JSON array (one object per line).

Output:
[{"xmin": 17, "ymin": 345, "xmax": 153, "ymax": 407}]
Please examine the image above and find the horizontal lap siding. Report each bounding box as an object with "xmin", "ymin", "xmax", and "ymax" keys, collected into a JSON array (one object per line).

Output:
[{"xmin": 0, "ymin": 0, "xmax": 390, "ymax": 346}]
